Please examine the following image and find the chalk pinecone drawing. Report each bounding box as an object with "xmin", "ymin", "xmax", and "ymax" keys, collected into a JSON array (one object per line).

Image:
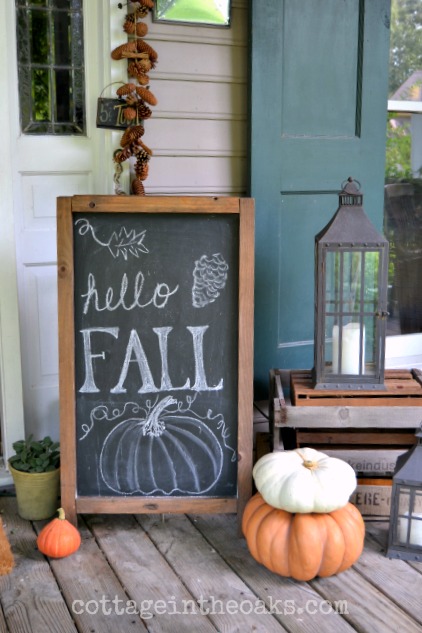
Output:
[{"xmin": 192, "ymin": 253, "xmax": 229, "ymax": 308}]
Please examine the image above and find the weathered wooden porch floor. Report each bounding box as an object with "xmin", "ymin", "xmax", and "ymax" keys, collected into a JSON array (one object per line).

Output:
[{"xmin": 0, "ymin": 496, "xmax": 421, "ymax": 633}]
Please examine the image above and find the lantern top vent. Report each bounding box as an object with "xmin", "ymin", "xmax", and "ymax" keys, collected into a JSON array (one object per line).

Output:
[
  {"xmin": 339, "ymin": 177, "xmax": 363, "ymax": 206},
  {"xmin": 315, "ymin": 176, "xmax": 388, "ymax": 247}
]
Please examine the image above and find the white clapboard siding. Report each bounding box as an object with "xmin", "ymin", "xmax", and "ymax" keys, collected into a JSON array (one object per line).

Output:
[{"xmin": 125, "ymin": 0, "xmax": 248, "ymax": 195}]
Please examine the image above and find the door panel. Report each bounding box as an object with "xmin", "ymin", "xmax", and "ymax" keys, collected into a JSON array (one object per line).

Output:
[
  {"xmin": 4, "ymin": 0, "xmax": 111, "ymax": 446},
  {"xmin": 251, "ymin": 0, "xmax": 391, "ymax": 396}
]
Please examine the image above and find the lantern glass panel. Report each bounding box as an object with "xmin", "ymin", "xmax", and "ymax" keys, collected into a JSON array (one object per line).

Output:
[
  {"xmin": 394, "ymin": 488, "xmax": 422, "ymax": 548},
  {"xmin": 323, "ymin": 249, "xmax": 380, "ymax": 377}
]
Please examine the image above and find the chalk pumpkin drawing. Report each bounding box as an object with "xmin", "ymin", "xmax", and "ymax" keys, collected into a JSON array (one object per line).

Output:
[
  {"xmin": 99, "ymin": 396, "xmax": 230, "ymax": 495},
  {"xmin": 192, "ymin": 253, "xmax": 228, "ymax": 308}
]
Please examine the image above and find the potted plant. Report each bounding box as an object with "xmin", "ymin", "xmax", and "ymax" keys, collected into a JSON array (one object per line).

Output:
[{"xmin": 8, "ymin": 436, "xmax": 60, "ymax": 520}]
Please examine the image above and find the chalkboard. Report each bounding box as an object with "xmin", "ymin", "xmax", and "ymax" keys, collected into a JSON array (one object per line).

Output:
[
  {"xmin": 57, "ymin": 196, "xmax": 254, "ymax": 525},
  {"xmin": 96, "ymin": 98, "xmax": 138, "ymax": 130}
]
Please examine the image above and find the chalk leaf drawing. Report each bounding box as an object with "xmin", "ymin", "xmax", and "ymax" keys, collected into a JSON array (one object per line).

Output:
[
  {"xmin": 75, "ymin": 218, "xmax": 149, "ymax": 260},
  {"xmin": 192, "ymin": 253, "xmax": 228, "ymax": 308},
  {"xmin": 94, "ymin": 395, "xmax": 236, "ymax": 495}
]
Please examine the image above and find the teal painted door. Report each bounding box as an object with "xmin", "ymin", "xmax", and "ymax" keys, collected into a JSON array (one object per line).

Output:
[{"xmin": 250, "ymin": 0, "xmax": 391, "ymax": 396}]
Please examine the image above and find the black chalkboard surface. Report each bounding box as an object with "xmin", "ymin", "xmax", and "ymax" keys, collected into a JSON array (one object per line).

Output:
[{"xmin": 57, "ymin": 196, "xmax": 254, "ymax": 524}]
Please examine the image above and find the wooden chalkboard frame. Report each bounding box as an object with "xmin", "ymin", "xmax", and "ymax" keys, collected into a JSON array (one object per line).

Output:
[{"xmin": 57, "ymin": 196, "xmax": 254, "ymax": 525}]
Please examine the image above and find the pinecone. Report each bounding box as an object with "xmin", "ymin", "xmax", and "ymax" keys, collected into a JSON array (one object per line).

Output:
[
  {"xmin": 114, "ymin": 146, "xmax": 133, "ymax": 163},
  {"xmin": 136, "ymin": 39, "xmax": 158, "ymax": 66},
  {"xmin": 138, "ymin": 0, "xmax": 154, "ymax": 9},
  {"xmin": 111, "ymin": 40, "xmax": 137, "ymax": 60},
  {"xmin": 123, "ymin": 106, "xmax": 137, "ymax": 121},
  {"xmin": 136, "ymin": 104, "xmax": 152, "ymax": 119},
  {"xmin": 134, "ymin": 162, "xmax": 149, "ymax": 180},
  {"xmin": 132, "ymin": 178, "xmax": 146, "ymax": 196},
  {"xmin": 135, "ymin": 86, "xmax": 157, "ymax": 106},
  {"xmin": 121, "ymin": 125, "xmax": 145, "ymax": 147},
  {"xmin": 124, "ymin": 19, "xmax": 148, "ymax": 37},
  {"xmin": 116, "ymin": 83, "xmax": 136, "ymax": 97}
]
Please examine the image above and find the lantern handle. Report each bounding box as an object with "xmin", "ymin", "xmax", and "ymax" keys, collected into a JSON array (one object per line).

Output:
[{"xmin": 341, "ymin": 177, "xmax": 361, "ymax": 191}]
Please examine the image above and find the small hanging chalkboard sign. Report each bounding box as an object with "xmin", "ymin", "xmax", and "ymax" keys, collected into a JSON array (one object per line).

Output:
[
  {"xmin": 57, "ymin": 195, "xmax": 255, "ymax": 525},
  {"xmin": 96, "ymin": 97, "xmax": 135, "ymax": 130}
]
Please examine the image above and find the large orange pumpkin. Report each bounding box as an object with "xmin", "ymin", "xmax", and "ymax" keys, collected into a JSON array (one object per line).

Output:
[{"xmin": 242, "ymin": 493, "xmax": 365, "ymax": 581}]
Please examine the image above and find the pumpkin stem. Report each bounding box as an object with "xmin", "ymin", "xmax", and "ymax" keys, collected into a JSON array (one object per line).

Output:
[
  {"xmin": 297, "ymin": 450, "xmax": 319, "ymax": 471},
  {"xmin": 143, "ymin": 396, "xmax": 177, "ymax": 437},
  {"xmin": 57, "ymin": 508, "xmax": 66, "ymax": 520}
]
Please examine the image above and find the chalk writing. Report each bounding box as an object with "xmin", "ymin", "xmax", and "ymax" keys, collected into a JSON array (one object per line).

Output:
[
  {"xmin": 79, "ymin": 325, "xmax": 224, "ymax": 394},
  {"xmin": 81, "ymin": 272, "xmax": 179, "ymax": 314}
]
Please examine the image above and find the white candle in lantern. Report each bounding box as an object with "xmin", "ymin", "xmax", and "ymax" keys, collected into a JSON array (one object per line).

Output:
[
  {"xmin": 399, "ymin": 512, "xmax": 422, "ymax": 546},
  {"xmin": 331, "ymin": 323, "xmax": 365, "ymax": 375}
]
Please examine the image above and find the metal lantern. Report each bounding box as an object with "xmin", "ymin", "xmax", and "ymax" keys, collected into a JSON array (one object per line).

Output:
[
  {"xmin": 313, "ymin": 177, "xmax": 389, "ymax": 390},
  {"xmin": 387, "ymin": 426, "xmax": 422, "ymax": 562}
]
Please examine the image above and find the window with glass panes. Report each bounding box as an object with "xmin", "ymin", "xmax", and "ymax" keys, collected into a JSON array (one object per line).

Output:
[{"xmin": 15, "ymin": 0, "xmax": 85, "ymax": 135}]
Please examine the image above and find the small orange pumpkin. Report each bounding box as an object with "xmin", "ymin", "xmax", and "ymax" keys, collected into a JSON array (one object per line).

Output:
[
  {"xmin": 37, "ymin": 508, "xmax": 81, "ymax": 559},
  {"xmin": 242, "ymin": 493, "xmax": 365, "ymax": 581}
]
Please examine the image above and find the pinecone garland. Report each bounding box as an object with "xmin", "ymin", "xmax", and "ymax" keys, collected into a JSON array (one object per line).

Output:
[{"xmin": 110, "ymin": 0, "xmax": 157, "ymax": 195}]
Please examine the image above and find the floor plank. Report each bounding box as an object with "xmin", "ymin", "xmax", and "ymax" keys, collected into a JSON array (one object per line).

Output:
[
  {"xmin": 1, "ymin": 494, "xmax": 422, "ymax": 633},
  {"xmin": 311, "ymin": 567, "xmax": 422, "ymax": 633},
  {"xmin": 0, "ymin": 499, "xmax": 77, "ymax": 633},
  {"xmin": 32, "ymin": 514, "xmax": 147, "ymax": 633},
  {"xmin": 352, "ymin": 531, "xmax": 422, "ymax": 625},
  {"xmin": 138, "ymin": 513, "xmax": 287, "ymax": 632},
  {"xmin": 86, "ymin": 513, "xmax": 217, "ymax": 632},
  {"xmin": 191, "ymin": 512, "xmax": 355, "ymax": 633},
  {"xmin": 365, "ymin": 521, "xmax": 422, "ymax": 574},
  {"xmin": 0, "ymin": 601, "xmax": 9, "ymax": 633}
]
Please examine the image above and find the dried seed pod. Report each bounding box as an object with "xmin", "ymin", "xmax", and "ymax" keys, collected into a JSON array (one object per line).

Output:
[
  {"xmin": 111, "ymin": 40, "xmax": 137, "ymax": 60},
  {"xmin": 136, "ymin": 39, "xmax": 158, "ymax": 65},
  {"xmin": 136, "ymin": 103, "xmax": 152, "ymax": 119},
  {"xmin": 135, "ymin": 86, "xmax": 157, "ymax": 106},
  {"xmin": 123, "ymin": 106, "xmax": 137, "ymax": 121},
  {"xmin": 116, "ymin": 83, "xmax": 137, "ymax": 97},
  {"xmin": 132, "ymin": 178, "xmax": 146, "ymax": 196},
  {"xmin": 120, "ymin": 125, "xmax": 145, "ymax": 147}
]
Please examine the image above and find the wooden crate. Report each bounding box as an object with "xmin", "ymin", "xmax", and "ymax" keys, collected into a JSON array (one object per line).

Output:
[
  {"xmin": 350, "ymin": 479, "xmax": 393, "ymax": 517},
  {"xmin": 270, "ymin": 368, "xmax": 422, "ymax": 478}
]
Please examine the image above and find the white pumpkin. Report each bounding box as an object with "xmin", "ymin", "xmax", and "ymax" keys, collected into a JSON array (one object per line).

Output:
[{"xmin": 253, "ymin": 447, "xmax": 357, "ymax": 513}]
